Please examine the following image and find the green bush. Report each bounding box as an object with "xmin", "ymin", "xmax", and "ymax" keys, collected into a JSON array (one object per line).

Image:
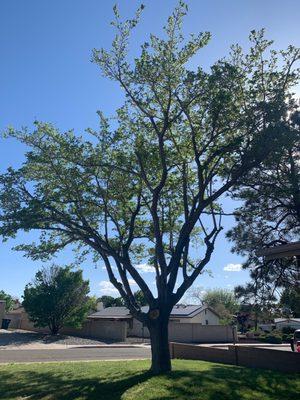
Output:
[
  {"xmin": 261, "ymin": 334, "xmax": 282, "ymax": 344},
  {"xmin": 282, "ymin": 333, "xmax": 293, "ymax": 342},
  {"xmin": 281, "ymin": 326, "xmax": 295, "ymax": 335}
]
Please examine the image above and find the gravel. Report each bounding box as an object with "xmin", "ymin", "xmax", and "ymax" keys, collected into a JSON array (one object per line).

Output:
[{"xmin": 0, "ymin": 329, "xmax": 113, "ymax": 348}]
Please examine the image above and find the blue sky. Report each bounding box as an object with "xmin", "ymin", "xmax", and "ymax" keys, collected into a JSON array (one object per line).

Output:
[{"xmin": 0, "ymin": 0, "xmax": 299, "ymax": 299}]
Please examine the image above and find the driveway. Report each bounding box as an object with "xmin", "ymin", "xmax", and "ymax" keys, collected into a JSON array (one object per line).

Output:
[{"xmin": 0, "ymin": 346, "xmax": 151, "ymax": 363}]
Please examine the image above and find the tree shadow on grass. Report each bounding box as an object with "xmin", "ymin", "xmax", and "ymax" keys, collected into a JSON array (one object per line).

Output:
[
  {"xmin": 0, "ymin": 362, "xmax": 299, "ymax": 400},
  {"xmin": 0, "ymin": 366, "xmax": 151, "ymax": 400}
]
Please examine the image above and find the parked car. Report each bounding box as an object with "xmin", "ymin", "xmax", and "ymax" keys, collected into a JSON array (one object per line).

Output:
[{"xmin": 290, "ymin": 329, "xmax": 300, "ymax": 352}]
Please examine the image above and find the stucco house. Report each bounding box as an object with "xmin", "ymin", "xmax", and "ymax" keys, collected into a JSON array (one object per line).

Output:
[
  {"xmin": 89, "ymin": 304, "xmax": 220, "ymax": 324},
  {"xmin": 88, "ymin": 304, "xmax": 221, "ymax": 338},
  {"xmin": 274, "ymin": 318, "xmax": 300, "ymax": 330}
]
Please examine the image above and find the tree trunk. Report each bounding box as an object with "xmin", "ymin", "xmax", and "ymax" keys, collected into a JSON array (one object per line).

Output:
[{"xmin": 148, "ymin": 316, "xmax": 171, "ymax": 374}]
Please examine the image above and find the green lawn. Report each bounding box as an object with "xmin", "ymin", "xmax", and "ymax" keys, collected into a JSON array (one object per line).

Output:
[{"xmin": 0, "ymin": 360, "xmax": 299, "ymax": 400}]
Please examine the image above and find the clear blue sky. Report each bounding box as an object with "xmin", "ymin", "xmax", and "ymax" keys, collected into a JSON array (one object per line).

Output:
[{"xmin": 1, "ymin": 0, "xmax": 299, "ymax": 299}]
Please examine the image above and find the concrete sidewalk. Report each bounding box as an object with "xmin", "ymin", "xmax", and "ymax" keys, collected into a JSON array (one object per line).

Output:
[{"xmin": 0, "ymin": 346, "xmax": 151, "ymax": 363}]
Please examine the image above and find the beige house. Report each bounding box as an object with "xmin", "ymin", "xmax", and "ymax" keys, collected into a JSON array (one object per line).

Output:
[
  {"xmin": 89, "ymin": 304, "xmax": 221, "ymax": 339},
  {"xmin": 1, "ymin": 301, "xmax": 235, "ymax": 343}
]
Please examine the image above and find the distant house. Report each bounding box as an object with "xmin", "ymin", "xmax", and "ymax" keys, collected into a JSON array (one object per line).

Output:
[
  {"xmin": 274, "ymin": 318, "xmax": 300, "ymax": 330},
  {"xmin": 88, "ymin": 304, "xmax": 220, "ymax": 338},
  {"xmin": 89, "ymin": 304, "xmax": 220, "ymax": 325}
]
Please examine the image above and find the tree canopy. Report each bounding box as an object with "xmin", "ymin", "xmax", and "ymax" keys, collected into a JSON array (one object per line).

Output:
[
  {"xmin": 187, "ymin": 287, "xmax": 239, "ymax": 324},
  {"xmin": 0, "ymin": 290, "xmax": 14, "ymax": 312},
  {"xmin": 227, "ymin": 111, "xmax": 300, "ymax": 301},
  {"xmin": 23, "ymin": 265, "xmax": 94, "ymax": 334},
  {"xmin": 0, "ymin": 2, "xmax": 299, "ymax": 372},
  {"xmin": 97, "ymin": 295, "xmax": 124, "ymax": 308}
]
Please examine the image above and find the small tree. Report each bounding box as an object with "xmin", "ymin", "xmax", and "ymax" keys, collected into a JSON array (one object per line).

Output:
[
  {"xmin": 23, "ymin": 266, "xmax": 93, "ymax": 334},
  {"xmin": 0, "ymin": 2, "xmax": 299, "ymax": 373},
  {"xmin": 280, "ymin": 287, "xmax": 300, "ymax": 317},
  {"xmin": 188, "ymin": 287, "xmax": 239, "ymax": 324},
  {"xmin": 134, "ymin": 290, "xmax": 147, "ymax": 307},
  {"xmin": 98, "ymin": 295, "xmax": 124, "ymax": 308},
  {"xmin": 0, "ymin": 290, "xmax": 14, "ymax": 312}
]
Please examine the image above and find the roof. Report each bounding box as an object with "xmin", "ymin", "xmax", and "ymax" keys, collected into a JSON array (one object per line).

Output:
[
  {"xmin": 88, "ymin": 306, "xmax": 132, "ymax": 320},
  {"xmin": 88, "ymin": 304, "xmax": 220, "ymax": 320},
  {"xmin": 274, "ymin": 318, "xmax": 300, "ymax": 323},
  {"xmin": 257, "ymin": 241, "xmax": 300, "ymax": 260}
]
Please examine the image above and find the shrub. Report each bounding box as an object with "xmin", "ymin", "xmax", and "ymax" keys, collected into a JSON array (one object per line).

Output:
[
  {"xmin": 261, "ymin": 334, "xmax": 282, "ymax": 344},
  {"xmin": 282, "ymin": 333, "xmax": 293, "ymax": 342},
  {"xmin": 281, "ymin": 326, "xmax": 295, "ymax": 335}
]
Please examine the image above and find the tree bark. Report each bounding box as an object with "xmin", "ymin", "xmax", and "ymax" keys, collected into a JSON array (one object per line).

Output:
[{"xmin": 148, "ymin": 316, "xmax": 171, "ymax": 374}]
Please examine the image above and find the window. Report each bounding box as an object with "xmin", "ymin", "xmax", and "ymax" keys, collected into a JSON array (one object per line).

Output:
[{"xmin": 205, "ymin": 320, "xmax": 208, "ymax": 325}]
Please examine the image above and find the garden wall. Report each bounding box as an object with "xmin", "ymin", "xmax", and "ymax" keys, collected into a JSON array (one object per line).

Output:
[
  {"xmin": 130, "ymin": 320, "xmax": 236, "ymax": 343},
  {"xmin": 170, "ymin": 342, "xmax": 300, "ymax": 373},
  {"xmin": 19, "ymin": 312, "xmax": 127, "ymax": 341}
]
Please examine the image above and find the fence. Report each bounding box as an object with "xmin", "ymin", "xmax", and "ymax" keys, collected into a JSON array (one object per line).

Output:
[
  {"xmin": 130, "ymin": 320, "xmax": 236, "ymax": 343},
  {"xmin": 16, "ymin": 312, "xmax": 127, "ymax": 341},
  {"xmin": 170, "ymin": 342, "xmax": 300, "ymax": 373}
]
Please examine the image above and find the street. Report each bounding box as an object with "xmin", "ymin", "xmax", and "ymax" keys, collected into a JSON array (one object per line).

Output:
[{"xmin": 0, "ymin": 346, "xmax": 151, "ymax": 363}]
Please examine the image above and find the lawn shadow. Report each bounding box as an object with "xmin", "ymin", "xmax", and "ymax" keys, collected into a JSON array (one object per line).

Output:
[
  {"xmin": 0, "ymin": 366, "xmax": 152, "ymax": 400},
  {"xmin": 0, "ymin": 361, "xmax": 299, "ymax": 400}
]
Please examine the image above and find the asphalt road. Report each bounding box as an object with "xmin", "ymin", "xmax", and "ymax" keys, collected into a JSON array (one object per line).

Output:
[{"xmin": 0, "ymin": 346, "xmax": 151, "ymax": 363}]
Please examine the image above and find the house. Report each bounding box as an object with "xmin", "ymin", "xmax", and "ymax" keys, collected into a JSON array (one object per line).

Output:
[
  {"xmin": 89, "ymin": 304, "xmax": 220, "ymax": 325},
  {"xmin": 88, "ymin": 304, "xmax": 221, "ymax": 338},
  {"xmin": 274, "ymin": 318, "xmax": 300, "ymax": 330}
]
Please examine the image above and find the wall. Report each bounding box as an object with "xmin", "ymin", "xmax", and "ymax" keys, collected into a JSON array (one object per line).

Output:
[
  {"xmin": 4, "ymin": 312, "xmax": 22, "ymax": 329},
  {"xmin": 0, "ymin": 301, "xmax": 5, "ymax": 326},
  {"xmin": 182, "ymin": 310, "xmax": 220, "ymax": 325},
  {"xmin": 170, "ymin": 310, "xmax": 220, "ymax": 325},
  {"xmin": 169, "ymin": 323, "xmax": 236, "ymax": 343},
  {"xmin": 62, "ymin": 319, "xmax": 127, "ymax": 341},
  {"xmin": 170, "ymin": 342, "xmax": 300, "ymax": 373},
  {"xmin": 129, "ymin": 320, "xmax": 236, "ymax": 343},
  {"xmin": 19, "ymin": 312, "xmax": 127, "ymax": 342}
]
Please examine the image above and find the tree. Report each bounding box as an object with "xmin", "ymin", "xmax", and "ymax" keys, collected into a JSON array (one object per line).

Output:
[
  {"xmin": 98, "ymin": 295, "xmax": 124, "ymax": 308},
  {"xmin": 280, "ymin": 287, "xmax": 300, "ymax": 317},
  {"xmin": 187, "ymin": 287, "xmax": 239, "ymax": 324},
  {"xmin": 0, "ymin": 3, "xmax": 299, "ymax": 373},
  {"xmin": 0, "ymin": 290, "xmax": 14, "ymax": 312},
  {"xmin": 227, "ymin": 110, "xmax": 300, "ymax": 302},
  {"xmin": 23, "ymin": 266, "xmax": 93, "ymax": 334},
  {"xmin": 234, "ymin": 282, "xmax": 277, "ymax": 329},
  {"xmin": 134, "ymin": 290, "xmax": 147, "ymax": 307}
]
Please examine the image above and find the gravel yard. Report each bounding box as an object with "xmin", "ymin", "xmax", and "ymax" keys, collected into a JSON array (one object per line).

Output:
[{"xmin": 0, "ymin": 329, "xmax": 114, "ymax": 349}]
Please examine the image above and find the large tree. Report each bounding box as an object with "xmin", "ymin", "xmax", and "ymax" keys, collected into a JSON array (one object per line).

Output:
[
  {"xmin": 227, "ymin": 110, "xmax": 300, "ymax": 300},
  {"xmin": 0, "ymin": 3, "xmax": 299, "ymax": 372},
  {"xmin": 23, "ymin": 266, "xmax": 94, "ymax": 335}
]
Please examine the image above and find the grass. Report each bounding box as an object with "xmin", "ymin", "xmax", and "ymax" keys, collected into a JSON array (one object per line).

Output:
[{"xmin": 0, "ymin": 359, "xmax": 299, "ymax": 400}]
